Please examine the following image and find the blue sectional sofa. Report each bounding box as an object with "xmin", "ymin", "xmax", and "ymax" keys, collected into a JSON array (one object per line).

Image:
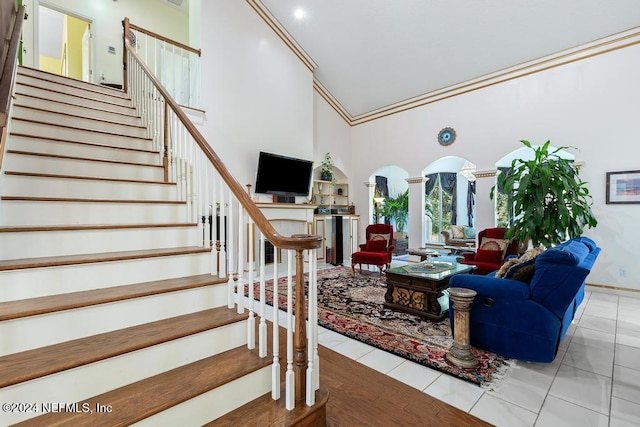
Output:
[{"xmin": 449, "ymin": 236, "xmax": 601, "ymax": 362}]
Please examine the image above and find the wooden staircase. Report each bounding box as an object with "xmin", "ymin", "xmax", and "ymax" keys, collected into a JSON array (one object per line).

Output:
[{"xmin": 0, "ymin": 67, "xmax": 287, "ymax": 425}]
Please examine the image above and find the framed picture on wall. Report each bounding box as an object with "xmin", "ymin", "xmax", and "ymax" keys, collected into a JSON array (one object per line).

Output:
[{"xmin": 606, "ymin": 170, "xmax": 640, "ymax": 204}]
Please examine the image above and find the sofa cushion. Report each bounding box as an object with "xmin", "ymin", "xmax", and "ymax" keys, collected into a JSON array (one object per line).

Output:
[
  {"xmin": 365, "ymin": 239, "xmax": 387, "ymax": 252},
  {"xmin": 369, "ymin": 233, "xmax": 390, "ymax": 246},
  {"xmin": 451, "ymin": 225, "xmax": 466, "ymax": 239},
  {"xmin": 479, "ymin": 237, "xmax": 509, "ymax": 255},
  {"xmin": 474, "ymin": 248, "xmax": 503, "ymax": 263},
  {"xmin": 464, "ymin": 227, "xmax": 477, "ymax": 239}
]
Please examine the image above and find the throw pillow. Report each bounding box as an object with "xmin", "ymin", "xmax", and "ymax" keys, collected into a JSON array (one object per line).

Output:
[
  {"xmin": 369, "ymin": 233, "xmax": 390, "ymax": 246},
  {"xmin": 365, "ymin": 239, "xmax": 387, "ymax": 252},
  {"xmin": 504, "ymin": 258, "xmax": 537, "ymax": 283},
  {"xmin": 495, "ymin": 245, "xmax": 545, "ymax": 279},
  {"xmin": 495, "ymin": 257, "xmax": 520, "ymax": 278},
  {"xmin": 474, "ymin": 249, "xmax": 503, "ymax": 263},
  {"xmin": 464, "ymin": 227, "xmax": 477, "ymax": 239},
  {"xmin": 479, "ymin": 237, "xmax": 509, "ymax": 256},
  {"xmin": 451, "ymin": 225, "xmax": 466, "ymax": 239}
]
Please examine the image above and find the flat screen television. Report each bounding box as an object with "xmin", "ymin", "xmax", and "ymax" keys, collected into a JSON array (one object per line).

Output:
[{"xmin": 254, "ymin": 151, "xmax": 313, "ymax": 197}]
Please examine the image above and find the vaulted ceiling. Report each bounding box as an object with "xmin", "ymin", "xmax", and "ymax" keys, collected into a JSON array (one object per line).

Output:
[{"xmin": 258, "ymin": 0, "xmax": 640, "ymax": 120}]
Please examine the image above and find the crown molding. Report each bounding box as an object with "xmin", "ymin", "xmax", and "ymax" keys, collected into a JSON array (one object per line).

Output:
[
  {"xmin": 245, "ymin": 0, "xmax": 317, "ymax": 72},
  {"xmin": 246, "ymin": 3, "xmax": 640, "ymax": 128}
]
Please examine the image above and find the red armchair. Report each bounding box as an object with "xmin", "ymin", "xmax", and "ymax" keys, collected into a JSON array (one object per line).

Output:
[
  {"xmin": 351, "ymin": 224, "xmax": 394, "ymax": 276},
  {"xmin": 460, "ymin": 227, "xmax": 519, "ymax": 275}
]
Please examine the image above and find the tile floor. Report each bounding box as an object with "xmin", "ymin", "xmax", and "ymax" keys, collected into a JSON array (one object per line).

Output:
[{"xmin": 250, "ymin": 261, "xmax": 640, "ymax": 427}]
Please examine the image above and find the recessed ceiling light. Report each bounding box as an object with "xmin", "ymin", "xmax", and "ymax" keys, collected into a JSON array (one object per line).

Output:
[{"xmin": 294, "ymin": 8, "xmax": 305, "ymax": 20}]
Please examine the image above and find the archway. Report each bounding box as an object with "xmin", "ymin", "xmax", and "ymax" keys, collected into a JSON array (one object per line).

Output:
[{"xmin": 368, "ymin": 165, "xmax": 409, "ymax": 239}]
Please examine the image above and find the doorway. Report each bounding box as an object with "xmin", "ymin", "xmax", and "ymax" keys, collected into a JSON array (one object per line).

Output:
[{"xmin": 36, "ymin": 2, "xmax": 94, "ymax": 82}]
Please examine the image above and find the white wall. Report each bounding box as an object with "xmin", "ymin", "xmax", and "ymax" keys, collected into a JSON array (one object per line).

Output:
[
  {"xmin": 313, "ymin": 91, "xmax": 351, "ymax": 182},
  {"xmin": 21, "ymin": 0, "xmax": 189, "ymax": 84},
  {"xmin": 198, "ymin": 0, "xmax": 314, "ymax": 197},
  {"xmin": 350, "ymin": 43, "xmax": 640, "ymax": 290}
]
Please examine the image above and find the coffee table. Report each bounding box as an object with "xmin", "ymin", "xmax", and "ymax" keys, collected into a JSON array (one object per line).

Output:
[{"xmin": 384, "ymin": 260, "xmax": 475, "ymax": 321}]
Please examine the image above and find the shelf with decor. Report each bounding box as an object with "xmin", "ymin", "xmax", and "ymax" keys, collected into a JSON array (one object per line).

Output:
[{"xmin": 311, "ymin": 180, "xmax": 352, "ymax": 215}]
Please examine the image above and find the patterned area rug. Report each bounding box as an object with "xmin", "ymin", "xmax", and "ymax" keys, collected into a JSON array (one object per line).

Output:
[{"xmin": 248, "ymin": 266, "xmax": 511, "ymax": 387}]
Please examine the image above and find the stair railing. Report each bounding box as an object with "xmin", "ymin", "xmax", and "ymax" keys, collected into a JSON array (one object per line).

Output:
[
  {"xmin": 122, "ymin": 20, "xmax": 202, "ymax": 110},
  {"xmin": 123, "ymin": 18, "xmax": 322, "ymax": 410},
  {"xmin": 0, "ymin": 4, "xmax": 25, "ymax": 174}
]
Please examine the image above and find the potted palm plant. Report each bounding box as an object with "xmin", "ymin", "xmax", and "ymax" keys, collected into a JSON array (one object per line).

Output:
[
  {"xmin": 381, "ymin": 189, "xmax": 409, "ymax": 238},
  {"xmin": 490, "ymin": 140, "xmax": 597, "ymax": 247}
]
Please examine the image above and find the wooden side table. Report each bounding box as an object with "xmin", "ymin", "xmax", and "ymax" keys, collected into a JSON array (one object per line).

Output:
[{"xmin": 446, "ymin": 287, "xmax": 478, "ymax": 368}]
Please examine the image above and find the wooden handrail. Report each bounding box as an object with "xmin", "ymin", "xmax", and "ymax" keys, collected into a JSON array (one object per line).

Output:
[
  {"xmin": 128, "ymin": 22, "xmax": 201, "ymax": 56},
  {"xmin": 0, "ymin": 5, "xmax": 25, "ymax": 171},
  {"xmin": 122, "ymin": 18, "xmax": 320, "ymax": 252}
]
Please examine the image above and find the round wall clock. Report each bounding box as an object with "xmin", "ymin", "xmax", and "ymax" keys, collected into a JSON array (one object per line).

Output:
[{"xmin": 438, "ymin": 127, "xmax": 456, "ymax": 146}]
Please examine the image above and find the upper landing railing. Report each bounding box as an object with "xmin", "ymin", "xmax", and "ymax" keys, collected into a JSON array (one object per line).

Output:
[
  {"xmin": 123, "ymin": 20, "xmax": 203, "ymax": 110},
  {"xmin": 122, "ymin": 18, "xmax": 323, "ymax": 410}
]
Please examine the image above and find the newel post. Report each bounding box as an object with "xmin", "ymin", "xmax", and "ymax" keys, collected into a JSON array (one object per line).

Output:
[
  {"xmin": 293, "ymin": 248, "xmax": 307, "ymax": 403},
  {"xmin": 122, "ymin": 18, "xmax": 130, "ymax": 93}
]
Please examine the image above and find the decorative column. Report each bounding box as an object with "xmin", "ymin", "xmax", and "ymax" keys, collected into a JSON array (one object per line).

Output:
[
  {"xmin": 446, "ymin": 287, "xmax": 478, "ymax": 368},
  {"xmin": 406, "ymin": 176, "xmax": 427, "ymax": 249},
  {"xmin": 364, "ymin": 181, "xmax": 375, "ymax": 225},
  {"xmin": 472, "ymin": 170, "xmax": 497, "ymax": 233}
]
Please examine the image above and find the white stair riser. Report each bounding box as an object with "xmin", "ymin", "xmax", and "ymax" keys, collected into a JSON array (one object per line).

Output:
[
  {"xmin": 15, "ymin": 84, "xmax": 136, "ymax": 116},
  {"xmin": 13, "ymin": 106, "xmax": 148, "ymax": 139},
  {"xmin": 1, "ymin": 284, "xmax": 229, "ymax": 355},
  {"xmin": 135, "ymin": 367, "xmax": 271, "ymax": 427},
  {"xmin": 7, "ymin": 135, "xmax": 159, "ymax": 164},
  {"xmin": 0, "ymin": 253, "xmax": 214, "ymax": 302},
  {"xmin": 13, "ymin": 94, "xmax": 142, "ymax": 127},
  {"xmin": 17, "ymin": 67, "xmax": 129, "ymax": 98},
  {"xmin": 4, "ymin": 152, "xmax": 164, "ymax": 181},
  {"xmin": 0, "ymin": 226, "xmax": 199, "ymax": 259},
  {"xmin": 11, "ymin": 119, "xmax": 153, "ymax": 150},
  {"xmin": 16, "ymin": 74, "xmax": 132, "ymax": 107},
  {"xmin": 0, "ymin": 200, "xmax": 188, "ymax": 225},
  {"xmin": 2, "ymin": 174, "xmax": 177, "ymax": 201},
  {"xmin": 1, "ymin": 321, "xmax": 248, "ymax": 425}
]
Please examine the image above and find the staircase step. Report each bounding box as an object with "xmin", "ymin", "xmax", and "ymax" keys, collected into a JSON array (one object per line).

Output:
[
  {"xmin": 0, "ymin": 198, "xmax": 189, "ymax": 225},
  {"xmin": 207, "ymin": 384, "xmax": 329, "ymax": 427},
  {"xmin": 0, "ymin": 274, "xmax": 224, "ymax": 322},
  {"xmin": 0, "ymin": 251, "xmax": 213, "ymax": 301},
  {"xmin": 4, "ymin": 150, "xmax": 163, "ymax": 181},
  {"xmin": 15, "ymin": 83, "xmax": 137, "ymax": 116},
  {"xmin": 0, "ymin": 222, "xmax": 198, "ymax": 258},
  {"xmin": 10, "ymin": 345, "xmax": 271, "ymax": 427},
  {"xmin": 18, "ymin": 66, "xmax": 128, "ymax": 98},
  {"xmin": 0, "ymin": 306, "xmax": 245, "ymax": 388},
  {"xmin": 12, "ymin": 104, "xmax": 148, "ymax": 138},
  {"xmin": 13, "ymin": 93, "xmax": 142, "ymax": 126},
  {"xmin": 16, "ymin": 72, "xmax": 131, "ymax": 106},
  {"xmin": 3, "ymin": 172, "xmax": 177, "ymax": 201},
  {"xmin": 0, "ymin": 246, "xmax": 209, "ymax": 272},
  {"xmin": 7, "ymin": 134, "xmax": 158, "ymax": 163},
  {"xmin": 10, "ymin": 118, "xmax": 153, "ymax": 150}
]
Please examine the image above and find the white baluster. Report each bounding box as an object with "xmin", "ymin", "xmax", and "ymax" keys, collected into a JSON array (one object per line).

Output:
[
  {"xmin": 312, "ymin": 250, "xmax": 320, "ymax": 391},
  {"xmin": 272, "ymin": 242, "xmax": 280, "ymax": 400},
  {"xmin": 210, "ymin": 169, "xmax": 218, "ymax": 276},
  {"xmin": 259, "ymin": 233, "xmax": 267, "ymax": 358},
  {"xmin": 306, "ymin": 250, "xmax": 316, "ymax": 406},
  {"xmin": 236, "ymin": 206, "xmax": 244, "ymax": 314},
  {"xmin": 247, "ymin": 217, "xmax": 255, "ymax": 350},
  {"xmin": 227, "ymin": 196, "xmax": 235, "ymax": 308},
  {"xmin": 285, "ymin": 250, "xmax": 295, "ymax": 410},
  {"xmin": 218, "ymin": 179, "xmax": 227, "ymax": 278}
]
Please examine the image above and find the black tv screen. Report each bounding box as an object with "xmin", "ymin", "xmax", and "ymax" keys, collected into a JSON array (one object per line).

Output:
[{"xmin": 254, "ymin": 151, "xmax": 313, "ymax": 197}]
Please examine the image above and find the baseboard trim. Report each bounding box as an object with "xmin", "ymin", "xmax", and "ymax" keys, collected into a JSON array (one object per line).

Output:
[{"xmin": 586, "ymin": 282, "xmax": 640, "ymax": 294}]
